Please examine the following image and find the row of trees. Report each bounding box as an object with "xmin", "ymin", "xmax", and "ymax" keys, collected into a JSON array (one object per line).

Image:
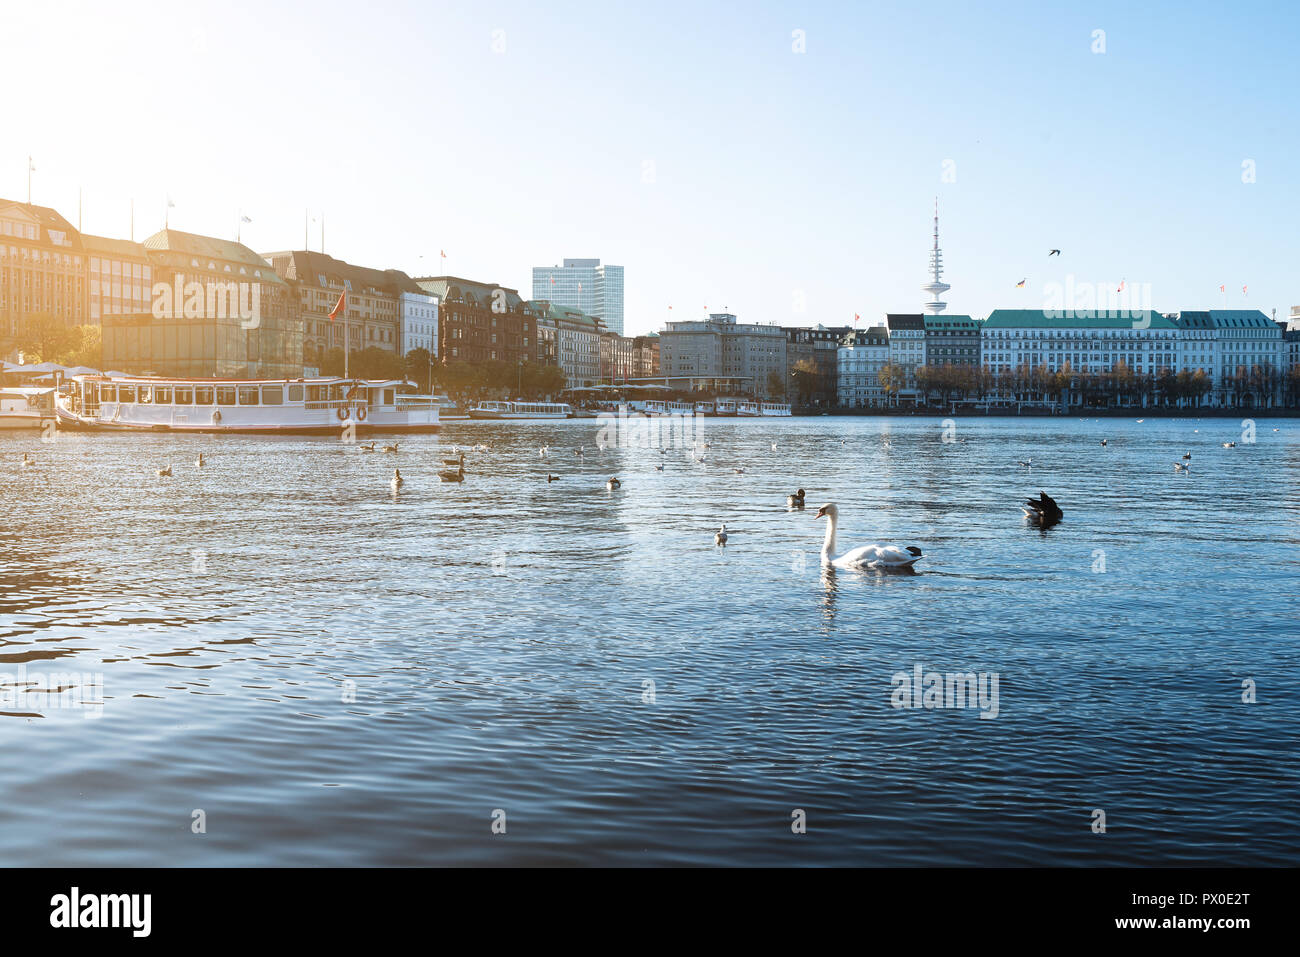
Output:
[
  {"xmin": 907, "ymin": 361, "xmax": 1295, "ymax": 410},
  {"xmin": 11, "ymin": 315, "xmax": 102, "ymax": 368}
]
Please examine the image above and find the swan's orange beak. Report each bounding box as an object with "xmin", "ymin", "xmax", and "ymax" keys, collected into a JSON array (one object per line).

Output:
[{"xmin": 815, "ymin": 506, "xmax": 827, "ymax": 519}]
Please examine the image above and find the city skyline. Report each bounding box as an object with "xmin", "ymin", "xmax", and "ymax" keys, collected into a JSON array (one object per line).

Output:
[{"xmin": 6, "ymin": 0, "xmax": 1298, "ymax": 337}]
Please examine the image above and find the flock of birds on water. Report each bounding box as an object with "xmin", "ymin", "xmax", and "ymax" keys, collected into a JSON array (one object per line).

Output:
[{"xmin": 13, "ymin": 421, "xmax": 1280, "ymax": 573}]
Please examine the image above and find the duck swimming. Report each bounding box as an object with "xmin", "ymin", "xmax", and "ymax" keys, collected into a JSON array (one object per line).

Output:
[
  {"xmin": 787, "ymin": 488, "xmax": 805, "ymax": 508},
  {"xmin": 606, "ymin": 477, "xmax": 621, "ymax": 491},
  {"xmin": 715, "ymin": 524, "xmax": 728, "ymax": 546},
  {"xmin": 814, "ymin": 504, "xmax": 922, "ymax": 570},
  {"xmin": 1022, "ymin": 490, "xmax": 1063, "ymax": 526},
  {"xmin": 1173, "ymin": 462, "xmax": 1190, "ymax": 472}
]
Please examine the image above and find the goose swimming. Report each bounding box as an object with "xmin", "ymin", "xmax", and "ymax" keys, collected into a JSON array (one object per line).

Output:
[
  {"xmin": 1022, "ymin": 490, "xmax": 1063, "ymax": 526},
  {"xmin": 437, "ymin": 454, "xmax": 465, "ymax": 482},
  {"xmin": 787, "ymin": 488, "xmax": 805, "ymax": 508},
  {"xmin": 383, "ymin": 443, "xmax": 400, "ymax": 453},
  {"xmin": 814, "ymin": 504, "xmax": 922, "ymax": 570},
  {"xmin": 360, "ymin": 442, "xmax": 376, "ymax": 452},
  {"xmin": 715, "ymin": 524, "xmax": 728, "ymax": 546}
]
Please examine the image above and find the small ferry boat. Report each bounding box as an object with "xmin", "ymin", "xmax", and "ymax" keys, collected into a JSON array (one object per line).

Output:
[
  {"xmin": 736, "ymin": 400, "xmax": 761, "ymax": 416},
  {"xmin": 468, "ymin": 400, "xmax": 573, "ymax": 419},
  {"xmin": 713, "ymin": 398, "xmax": 737, "ymax": 416},
  {"xmin": 760, "ymin": 402, "xmax": 793, "ymax": 417},
  {"xmin": 639, "ymin": 400, "xmax": 696, "ymax": 417},
  {"xmin": 0, "ymin": 386, "xmax": 55, "ymax": 430},
  {"xmin": 53, "ymin": 374, "xmax": 439, "ymax": 434},
  {"xmin": 693, "ymin": 400, "xmax": 714, "ymax": 416}
]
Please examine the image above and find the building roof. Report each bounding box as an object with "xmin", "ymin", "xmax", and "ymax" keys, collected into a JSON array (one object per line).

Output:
[
  {"xmin": 147, "ymin": 229, "xmax": 285, "ymax": 284},
  {"xmin": 983, "ymin": 309, "xmax": 1178, "ymax": 329},
  {"xmin": 265, "ymin": 249, "xmax": 420, "ymax": 295},
  {"xmin": 1175, "ymin": 309, "xmax": 1276, "ymax": 330},
  {"xmin": 0, "ymin": 199, "xmax": 83, "ymax": 249},
  {"xmin": 886, "ymin": 313, "xmax": 925, "ymax": 330},
  {"xmin": 525, "ymin": 299, "xmax": 604, "ymax": 330},
  {"xmin": 923, "ymin": 314, "xmax": 978, "ymax": 330},
  {"xmin": 416, "ymin": 276, "xmax": 524, "ymax": 311},
  {"xmin": 82, "ymin": 234, "xmax": 149, "ymax": 258}
]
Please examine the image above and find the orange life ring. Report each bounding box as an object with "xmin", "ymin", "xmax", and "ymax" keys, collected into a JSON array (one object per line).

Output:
[
  {"xmin": 336, "ymin": 406, "xmax": 348, "ymax": 421},
  {"xmin": 356, "ymin": 406, "xmax": 367, "ymax": 422}
]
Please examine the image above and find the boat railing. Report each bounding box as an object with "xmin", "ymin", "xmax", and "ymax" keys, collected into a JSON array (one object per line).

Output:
[
  {"xmin": 304, "ymin": 399, "xmax": 368, "ymax": 411},
  {"xmin": 396, "ymin": 396, "xmax": 438, "ymax": 409}
]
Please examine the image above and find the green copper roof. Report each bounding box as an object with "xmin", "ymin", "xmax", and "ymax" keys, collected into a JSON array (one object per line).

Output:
[{"xmin": 983, "ymin": 309, "xmax": 1177, "ymax": 329}]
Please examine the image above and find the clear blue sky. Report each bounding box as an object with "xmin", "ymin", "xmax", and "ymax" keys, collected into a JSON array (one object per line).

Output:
[{"xmin": 5, "ymin": 0, "xmax": 1297, "ymax": 335}]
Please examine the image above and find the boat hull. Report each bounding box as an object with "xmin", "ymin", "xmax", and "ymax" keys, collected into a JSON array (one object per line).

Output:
[{"xmin": 54, "ymin": 405, "xmax": 438, "ymax": 434}]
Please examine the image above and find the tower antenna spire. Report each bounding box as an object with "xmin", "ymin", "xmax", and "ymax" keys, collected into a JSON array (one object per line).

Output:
[{"xmin": 922, "ymin": 197, "xmax": 951, "ymax": 314}]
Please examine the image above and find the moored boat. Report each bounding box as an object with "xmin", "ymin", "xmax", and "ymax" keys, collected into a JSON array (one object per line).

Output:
[
  {"xmin": 713, "ymin": 398, "xmax": 737, "ymax": 416},
  {"xmin": 467, "ymin": 400, "xmax": 573, "ymax": 419},
  {"xmin": 736, "ymin": 400, "xmax": 760, "ymax": 416},
  {"xmin": 760, "ymin": 402, "xmax": 792, "ymax": 416},
  {"xmin": 0, "ymin": 386, "xmax": 56, "ymax": 430},
  {"xmin": 54, "ymin": 374, "xmax": 439, "ymax": 434}
]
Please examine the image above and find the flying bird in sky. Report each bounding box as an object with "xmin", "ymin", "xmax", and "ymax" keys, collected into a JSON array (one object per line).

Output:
[{"xmin": 1049, "ymin": 249, "xmax": 1061, "ymax": 256}]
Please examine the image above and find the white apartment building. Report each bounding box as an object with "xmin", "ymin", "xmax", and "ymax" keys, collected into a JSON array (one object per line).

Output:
[
  {"xmin": 398, "ymin": 291, "xmax": 439, "ymax": 357},
  {"xmin": 885, "ymin": 313, "xmax": 926, "ymax": 401},
  {"xmin": 837, "ymin": 327, "xmax": 891, "ymax": 408}
]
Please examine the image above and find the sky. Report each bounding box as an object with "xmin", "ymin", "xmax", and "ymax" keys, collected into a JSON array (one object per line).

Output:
[{"xmin": 4, "ymin": 0, "xmax": 1298, "ymax": 336}]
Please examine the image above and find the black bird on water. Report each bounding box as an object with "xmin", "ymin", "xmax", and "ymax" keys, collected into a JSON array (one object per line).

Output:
[{"xmin": 1022, "ymin": 491, "xmax": 1063, "ymax": 527}]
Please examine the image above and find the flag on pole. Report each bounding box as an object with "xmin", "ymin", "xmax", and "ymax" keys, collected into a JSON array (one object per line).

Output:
[
  {"xmin": 328, "ymin": 290, "xmax": 347, "ymax": 320},
  {"xmin": 1243, "ymin": 284, "xmax": 1248, "ymax": 294},
  {"xmin": 854, "ymin": 313, "xmax": 860, "ymax": 324},
  {"xmin": 1219, "ymin": 284, "xmax": 1225, "ymax": 292},
  {"xmin": 28, "ymin": 157, "xmax": 35, "ymax": 172},
  {"xmin": 1117, "ymin": 279, "xmax": 1125, "ymax": 293},
  {"xmin": 440, "ymin": 250, "xmax": 446, "ymax": 259},
  {"xmin": 241, "ymin": 215, "xmax": 252, "ymax": 224},
  {"xmin": 1015, "ymin": 279, "xmax": 1026, "ymax": 288}
]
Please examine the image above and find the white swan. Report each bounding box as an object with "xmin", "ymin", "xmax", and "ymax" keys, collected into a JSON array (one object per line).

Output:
[
  {"xmin": 814, "ymin": 503, "xmax": 922, "ymax": 570},
  {"xmin": 391, "ymin": 468, "xmax": 404, "ymax": 489}
]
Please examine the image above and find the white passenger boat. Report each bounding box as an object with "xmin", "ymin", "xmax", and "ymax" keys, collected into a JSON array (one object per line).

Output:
[
  {"xmin": 736, "ymin": 400, "xmax": 761, "ymax": 416},
  {"xmin": 638, "ymin": 400, "xmax": 696, "ymax": 417},
  {"xmin": 693, "ymin": 400, "xmax": 714, "ymax": 415},
  {"xmin": 713, "ymin": 398, "xmax": 737, "ymax": 416},
  {"xmin": 0, "ymin": 386, "xmax": 56, "ymax": 430},
  {"xmin": 53, "ymin": 374, "xmax": 439, "ymax": 434},
  {"xmin": 467, "ymin": 400, "xmax": 573, "ymax": 419},
  {"xmin": 760, "ymin": 402, "xmax": 792, "ymax": 416}
]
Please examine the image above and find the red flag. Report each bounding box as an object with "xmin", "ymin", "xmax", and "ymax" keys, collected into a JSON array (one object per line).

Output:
[
  {"xmin": 854, "ymin": 313, "xmax": 860, "ymax": 324},
  {"xmin": 1219, "ymin": 284, "xmax": 1225, "ymax": 292},
  {"xmin": 440, "ymin": 250, "xmax": 446, "ymax": 259},
  {"xmin": 1117, "ymin": 279, "xmax": 1125, "ymax": 293},
  {"xmin": 668, "ymin": 305, "xmax": 673, "ymax": 310},
  {"xmin": 1243, "ymin": 284, "xmax": 1248, "ymax": 294},
  {"xmin": 328, "ymin": 290, "xmax": 346, "ymax": 319}
]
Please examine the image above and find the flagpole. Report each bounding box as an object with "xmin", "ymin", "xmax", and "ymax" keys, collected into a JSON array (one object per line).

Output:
[{"xmin": 27, "ymin": 156, "xmax": 32, "ymax": 205}]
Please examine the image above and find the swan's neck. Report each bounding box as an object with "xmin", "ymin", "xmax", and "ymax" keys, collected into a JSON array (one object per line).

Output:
[{"xmin": 822, "ymin": 513, "xmax": 838, "ymax": 558}]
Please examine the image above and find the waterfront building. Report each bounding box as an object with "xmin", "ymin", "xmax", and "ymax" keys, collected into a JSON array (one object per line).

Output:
[
  {"xmin": 398, "ymin": 290, "xmax": 439, "ymax": 358},
  {"xmin": 416, "ymin": 277, "xmax": 534, "ymax": 368},
  {"xmin": 632, "ymin": 333, "xmax": 659, "ymax": 378},
  {"xmin": 923, "ymin": 315, "xmax": 980, "ymax": 367},
  {"xmin": 525, "ymin": 300, "xmax": 604, "ymax": 387},
  {"xmin": 599, "ymin": 330, "xmax": 635, "ymax": 384},
  {"xmin": 658, "ymin": 313, "xmax": 787, "ymax": 397},
  {"xmin": 265, "ymin": 250, "xmax": 419, "ymax": 370},
  {"xmin": 532, "ymin": 258, "xmax": 625, "ymax": 335},
  {"xmin": 101, "ymin": 230, "xmax": 300, "ymax": 379},
  {"xmin": 885, "ymin": 314, "xmax": 927, "ymax": 402},
  {"xmin": 785, "ymin": 324, "xmax": 850, "ymax": 407},
  {"xmin": 1173, "ymin": 310, "xmax": 1285, "ymax": 406},
  {"xmin": 0, "ymin": 199, "xmax": 86, "ymax": 358},
  {"xmin": 837, "ymin": 326, "xmax": 891, "ymax": 408},
  {"xmin": 84, "ymin": 235, "xmax": 152, "ymax": 325}
]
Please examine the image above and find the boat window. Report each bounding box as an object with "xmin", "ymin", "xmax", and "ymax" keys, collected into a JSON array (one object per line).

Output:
[
  {"xmin": 383, "ymin": 388, "xmax": 394, "ymax": 404},
  {"xmin": 238, "ymin": 387, "xmax": 260, "ymax": 405},
  {"xmin": 118, "ymin": 386, "xmax": 136, "ymax": 403},
  {"xmin": 261, "ymin": 386, "xmax": 283, "ymax": 405},
  {"xmin": 138, "ymin": 387, "xmax": 153, "ymax": 404},
  {"xmin": 195, "ymin": 387, "xmax": 214, "ymax": 405},
  {"xmin": 307, "ymin": 385, "xmax": 325, "ymax": 402},
  {"xmin": 175, "ymin": 387, "xmax": 193, "ymax": 405},
  {"xmin": 156, "ymin": 387, "xmax": 172, "ymax": 404},
  {"xmin": 101, "ymin": 385, "xmax": 116, "ymax": 402},
  {"xmin": 288, "ymin": 385, "xmax": 304, "ymax": 402},
  {"xmin": 216, "ymin": 387, "xmax": 236, "ymax": 406}
]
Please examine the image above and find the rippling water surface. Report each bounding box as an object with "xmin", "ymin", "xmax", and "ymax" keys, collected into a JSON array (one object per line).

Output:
[{"xmin": 1, "ymin": 415, "xmax": 1297, "ymax": 865}]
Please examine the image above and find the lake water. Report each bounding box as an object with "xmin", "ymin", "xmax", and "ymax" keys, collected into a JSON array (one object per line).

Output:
[{"xmin": 1, "ymin": 414, "xmax": 1297, "ymax": 865}]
